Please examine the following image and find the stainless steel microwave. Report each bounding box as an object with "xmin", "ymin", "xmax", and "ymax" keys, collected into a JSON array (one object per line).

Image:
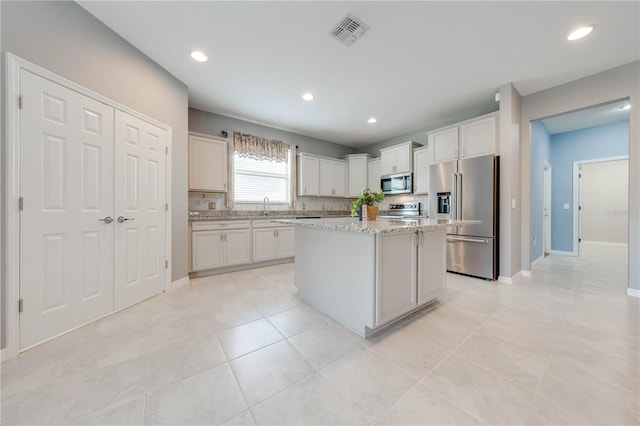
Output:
[{"xmin": 381, "ymin": 173, "xmax": 413, "ymax": 195}]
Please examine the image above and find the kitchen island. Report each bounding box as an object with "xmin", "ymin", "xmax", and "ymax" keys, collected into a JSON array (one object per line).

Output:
[{"xmin": 274, "ymin": 217, "xmax": 479, "ymax": 337}]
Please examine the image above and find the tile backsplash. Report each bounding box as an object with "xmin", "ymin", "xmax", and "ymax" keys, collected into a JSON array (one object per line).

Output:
[{"xmin": 189, "ymin": 192, "xmax": 429, "ymax": 216}]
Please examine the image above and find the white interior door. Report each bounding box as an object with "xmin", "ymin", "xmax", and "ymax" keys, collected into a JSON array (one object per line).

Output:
[
  {"xmin": 19, "ymin": 70, "xmax": 115, "ymax": 350},
  {"xmin": 543, "ymin": 165, "xmax": 552, "ymax": 254},
  {"xmin": 114, "ymin": 110, "xmax": 166, "ymax": 309}
]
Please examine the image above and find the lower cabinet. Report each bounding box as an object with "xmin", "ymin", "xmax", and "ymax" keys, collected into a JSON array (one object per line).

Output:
[
  {"xmin": 191, "ymin": 221, "xmax": 251, "ymax": 272},
  {"xmin": 253, "ymin": 223, "xmax": 295, "ymax": 262},
  {"xmin": 377, "ymin": 230, "xmax": 446, "ymax": 326},
  {"xmin": 191, "ymin": 220, "xmax": 295, "ymax": 273}
]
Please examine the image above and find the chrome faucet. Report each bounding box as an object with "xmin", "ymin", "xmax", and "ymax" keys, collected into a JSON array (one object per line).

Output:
[{"xmin": 263, "ymin": 196, "xmax": 270, "ymax": 216}]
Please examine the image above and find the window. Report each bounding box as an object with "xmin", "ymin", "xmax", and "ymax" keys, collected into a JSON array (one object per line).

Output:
[{"xmin": 234, "ymin": 152, "xmax": 290, "ymax": 203}]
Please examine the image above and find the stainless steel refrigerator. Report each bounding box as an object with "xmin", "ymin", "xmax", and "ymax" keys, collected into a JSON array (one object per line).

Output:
[{"xmin": 430, "ymin": 155, "xmax": 498, "ymax": 280}]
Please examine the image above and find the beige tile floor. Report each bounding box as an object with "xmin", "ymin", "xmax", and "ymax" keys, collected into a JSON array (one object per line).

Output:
[{"xmin": 2, "ymin": 242, "xmax": 638, "ymax": 425}]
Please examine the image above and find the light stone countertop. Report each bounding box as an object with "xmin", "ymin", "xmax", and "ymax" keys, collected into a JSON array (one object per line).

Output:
[{"xmin": 273, "ymin": 217, "xmax": 480, "ymax": 235}]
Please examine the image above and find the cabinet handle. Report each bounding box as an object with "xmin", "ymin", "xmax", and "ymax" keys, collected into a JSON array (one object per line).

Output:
[
  {"xmin": 276, "ymin": 230, "xmax": 279, "ymax": 237},
  {"xmin": 220, "ymin": 234, "xmax": 223, "ymax": 242},
  {"xmin": 274, "ymin": 229, "xmax": 276, "ymax": 237}
]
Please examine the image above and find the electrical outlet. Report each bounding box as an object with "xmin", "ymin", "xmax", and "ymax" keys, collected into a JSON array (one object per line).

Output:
[
  {"xmin": 302, "ymin": 203, "xmax": 306, "ymax": 210},
  {"xmin": 533, "ymin": 237, "xmax": 537, "ymax": 246},
  {"xmin": 208, "ymin": 202, "xmax": 216, "ymax": 210}
]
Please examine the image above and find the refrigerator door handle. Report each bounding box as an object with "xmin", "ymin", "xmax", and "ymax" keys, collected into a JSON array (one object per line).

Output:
[
  {"xmin": 451, "ymin": 172, "xmax": 457, "ymax": 218},
  {"xmin": 447, "ymin": 236, "xmax": 488, "ymax": 244},
  {"xmin": 456, "ymin": 172, "xmax": 462, "ymax": 221}
]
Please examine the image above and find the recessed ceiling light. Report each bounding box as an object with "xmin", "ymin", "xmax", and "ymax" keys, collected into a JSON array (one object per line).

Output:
[
  {"xmin": 368, "ymin": 117, "xmax": 377, "ymax": 124},
  {"xmin": 190, "ymin": 50, "xmax": 208, "ymax": 62},
  {"xmin": 567, "ymin": 25, "xmax": 594, "ymax": 41},
  {"xmin": 302, "ymin": 93, "xmax": 314, "ymax": 101}
]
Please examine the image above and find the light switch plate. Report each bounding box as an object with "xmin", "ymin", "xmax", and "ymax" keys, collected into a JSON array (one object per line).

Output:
[
  {"xmin": 511, "ymin": 199, "xmax": 516, "ymax": 209},
  {"xmin": 563, "ymin": 203, "xmax": 570, "ymax": 210}
]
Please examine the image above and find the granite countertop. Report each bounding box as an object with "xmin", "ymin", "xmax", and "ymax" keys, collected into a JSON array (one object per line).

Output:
[
  {"xmin": 273, "ymin": 217, "xmax": 480, "ymax": 235},
  {"xmin": 189, "ymin": 210, "xmax": 350, "ymax": 222}
]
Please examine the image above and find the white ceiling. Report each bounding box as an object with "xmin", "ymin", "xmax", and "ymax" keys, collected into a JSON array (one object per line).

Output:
[
  {"xmin": 540, "ymin": 99, "xmax": 631, "ymax": 135},
  {"xmin": 77, "ymin": 1, "xmax": 639, "ymax": 148}
]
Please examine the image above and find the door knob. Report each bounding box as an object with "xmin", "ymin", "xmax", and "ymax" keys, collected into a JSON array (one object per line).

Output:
[
  {"xmin": 117, "ymin": 216, "xmax": 135, "ymax": 223},
  {"xmin": 98, "ymin": 216, "xmax": 114, "ymax": 224}
]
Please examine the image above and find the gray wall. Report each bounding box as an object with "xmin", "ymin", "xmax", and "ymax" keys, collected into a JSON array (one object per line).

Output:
[
  {"xmin": 521, "ymin": 60, "xmax": 640, "ymax": 291},
  {"xmin": 1, "ymin": 1, "xmax": 190, "ymax": 348},
  {"xmin": 189, "ymin": 108, "xmax": 355, "ymax": 158}
]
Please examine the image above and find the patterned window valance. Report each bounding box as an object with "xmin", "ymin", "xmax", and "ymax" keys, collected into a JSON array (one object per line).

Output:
[{"xmin": 233, "ymin": 131, "xmax": 289, "ymax": 162}]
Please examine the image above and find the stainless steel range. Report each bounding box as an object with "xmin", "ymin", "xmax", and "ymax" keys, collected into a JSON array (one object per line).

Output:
[{"xmin": 378, "ymin": 203, "xmax": 425, "ymax": 219}]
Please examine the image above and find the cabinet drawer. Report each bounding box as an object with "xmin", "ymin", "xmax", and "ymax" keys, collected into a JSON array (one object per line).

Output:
[
  {"xmin": 192, "ymin": 220, "xmax": 250, "ymax": 231},
  {"xmin": 253, "ymin": 220, "xmax": 293, "ymax": 229}
]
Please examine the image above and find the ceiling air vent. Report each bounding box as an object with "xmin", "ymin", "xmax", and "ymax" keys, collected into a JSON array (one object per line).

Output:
[{"xmin": 329, "ymin": 13, "xmax": 369, "ymax": 47}]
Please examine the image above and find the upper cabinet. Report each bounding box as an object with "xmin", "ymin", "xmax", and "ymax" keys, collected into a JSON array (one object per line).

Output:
[
  {"xmin": 297, "ymin": 153, "xmax": 346, "ymax": 198},
  {"xmin": 344, "ymin": 154, "xmax": 371, "ymax": 197},
  {"xmin": 430, "ymin": 127, "xmax": 459, "ymax": 163},
  {"xmin": 413, "ymin": 145, "xmax": 433, "ymax": 194},
  {"xmin": 459, "ymin": 113, "xmax": 498, "ymax": 159},
  {"xmin": 298, "ymin": 154, "xmax": 320, "ymax": 196},
  {"xmin": 188, "ymin": 133, "xmax": 228, "ymax": 192},
  {"xmin": 367, "ymin": 158, "xmax": 382, "ymax": 192},
  {"xmin": 428, "ymin": 112, "xmax": 498, "ymax": 164},
  {"xmin": 319, "ymin": 158, "xmax": 346, "ymax": 197},
  {"xmin": 380, "ymin": 141, "xmax": 421, "ymax": 175}
]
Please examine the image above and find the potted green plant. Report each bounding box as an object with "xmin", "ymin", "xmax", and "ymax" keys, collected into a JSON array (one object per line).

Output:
[{"xmin": 351, "ymin": 188, "xmax": 385, "ymax": 220}]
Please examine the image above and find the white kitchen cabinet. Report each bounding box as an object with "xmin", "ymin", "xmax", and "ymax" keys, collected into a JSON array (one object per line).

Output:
[
  {"xmin": 297, "ymin": 154, "xmax": 320, "ymax": 196},
  {"xmin": 319, "ymin": 158, "xmax": 346, "ymax": 197},
  {"xmin": 417, "ymin": 230, "xmax": 446, "ymax": 305},
  {"xmin": 191, "ymin": 221, "xmax": 251, "ymax": 271},
  {"xmin": 345, "ymin": 154, "xmax": 371, "ymax": 197},
  {"xmin": 367, "ymin": 158, "xmax": 382, "ymax": 192},
  {"xmin": 413, "ymin": 145, "xmax": 433, "ymax": 194},
  {"xmin": 377, "ymin": 229, "xmax": 446, "ymax": 326},
  {"xmin": 253, "ymin": 221, "xmax": 295, "ymax": 262},
  {"xmin": 188, "ymin": 133, "xmax": 228, "ymax": 192},
  {"xmin": 429, "ymin": 112, "xmax": 498, "ymax": 164},
  {"xmin": 429, "ymin": 127, "xmax": 459, "ymax": 164},
  {"xmin": 459, "ymin": 113, "xmax": 497, "ymax": 159},
  {"xmin": 377, "ymin": 232, "xmax": 418, "ymax": 325},
  {"xmin": 380, "ymin": 141, "xmax": 419, "ymax": 175}
]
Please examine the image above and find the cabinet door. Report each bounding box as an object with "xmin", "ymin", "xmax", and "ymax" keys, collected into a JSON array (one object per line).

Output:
[
  {"xmin": 395, "ymin": 144, "xmax": 412, "ymax": 173},
  {"xmin": 380, "ymin": 149, "xmax": 396, "ymax": 176},
  {"xmin": 192, "ymin": 230, "xmax": 224, "ymax": 271},
  {"xmin": 224, "ymin": 229, "xmax": 251, "ymax": 266},
  {"xmin": 347, "ymin": 156, "xmax": 368, "ymax": 197},
  {"xmin": 276, "ymin": 227, "xmax": 295, "ymax": 258},
  {"xmin": 189, "ymin": 135, "xmax": 227, "ymax": 191},
  {"xmin": 253, "ymin": 228, "xmax": 277, "ymax": 262},
  {"xmin": 459, "ymin": 114, "xmax": 497, "ymax": 159},
  {"xmin": 377, "ymin": 233, "xmax": 417, "ymax": 326},
  {"xmin": 319, "ymin": 158, "xmax": 334, "ymax": 196},
  {"xmin": 430, "ymin": 127, "xmax": 459, "ymax": 164},
  {"xmin": 298, "ymin": 155, "xmax": 320, "ymax": 196},
  {"xmin": 333, "ymin": 161, "xmax": 347, "ymax": 197},
  {"xmin": 417, "ymin": 231, "xmax": 446, "ymax": 305},
  {"xmin": 368, "ymin": 159, "xmax": 381, "ymax": 191},
  {"xmin": 413, "ymin": 147, "xmax": 432, "ymax": 194}
]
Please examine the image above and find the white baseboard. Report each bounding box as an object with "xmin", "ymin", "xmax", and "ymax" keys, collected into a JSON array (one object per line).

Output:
[
  {"xmin": 627, "ymin": 288, "xmax": 640, "ymax": 298},
  {"xmin": 582, "ymin": 241, "xmax": 628, "ymax": 247},
  {"xmin": 550, "ymin": 250, "xmax": 576, "ymax": 256},
  {"xmin": 498, "ymin": 271, "xmax": 522, "ymax": 284},
  {"xmin": 171, "ymin": 276, "xmax": 190, "ymax": 289},
  {"xmin": 521, "ymin": 270, "xmax": 532, "ymax": 277}
]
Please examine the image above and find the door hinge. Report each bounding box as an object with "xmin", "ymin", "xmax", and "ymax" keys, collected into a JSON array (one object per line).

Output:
[
  {"xmin": 579, "ymin": 238, "xmax": 582, "ymax": 243},
  {"xmin": 579, "ymin": 173, "xmax": 582, "ymax": 178},
  {"xmin": 578, "ymin": 205, "xmax": 582, "ymax": 211},
  {"xmin": 18, "ymin": 95, "xmax": 23, "ymax": 109},
  {"xmin": 19, "ymin": 299, "xmax": 24, "ymax": 313},
  {"xmin": 165, "ymin": 146, "xmax": 168, "ymax": 155},
  {"xmin": 165, "ymin": 203, "xmax": 168, "ymax": 212},
  {"xmin": 165, "ymin": 260, "xmax": 168, "ymax": 269},
  {"xmin": 18, "ymin": 197, "xmax": 24, "ymax": 211}
]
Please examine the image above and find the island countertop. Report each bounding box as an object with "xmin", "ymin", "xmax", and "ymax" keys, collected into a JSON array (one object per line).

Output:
[{"xmin": 273, "ymin": 217, "xmax": 480, "ymax": 235}]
